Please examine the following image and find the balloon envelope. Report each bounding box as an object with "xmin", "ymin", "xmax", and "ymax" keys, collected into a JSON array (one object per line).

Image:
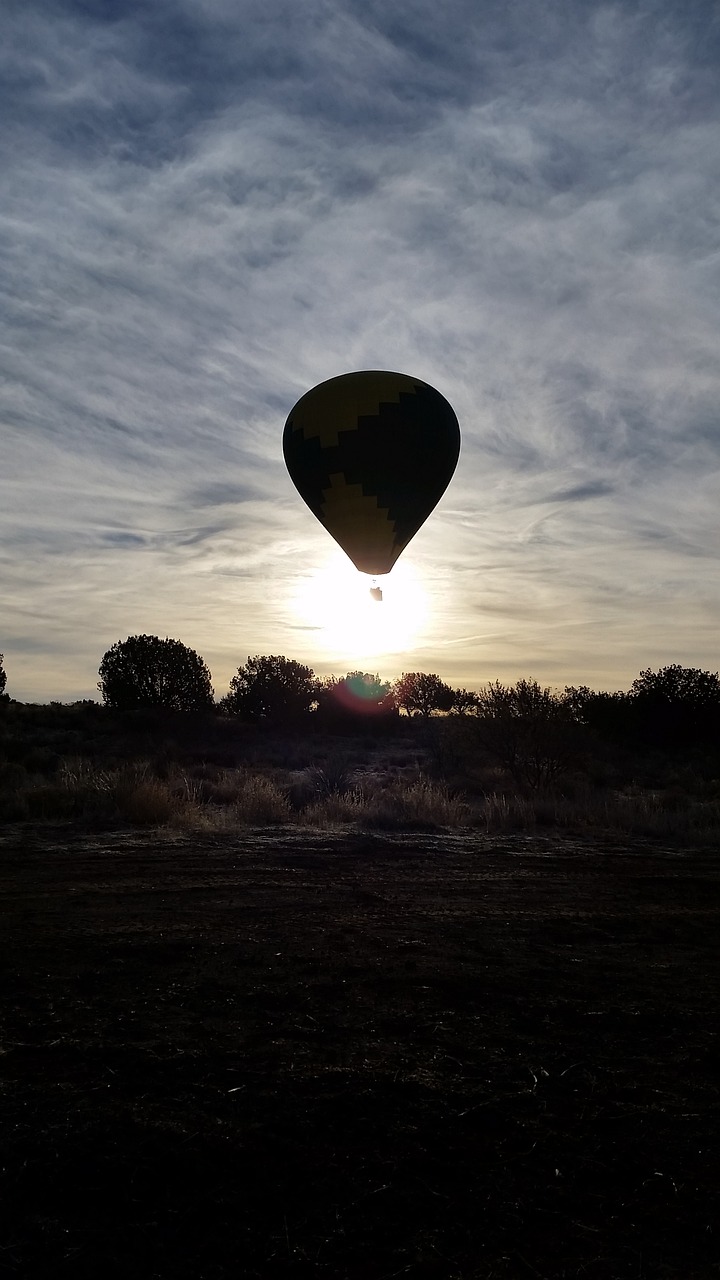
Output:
[{"xmin": 283, "ymin": 370, "xmax": 460, "ymax": 575}]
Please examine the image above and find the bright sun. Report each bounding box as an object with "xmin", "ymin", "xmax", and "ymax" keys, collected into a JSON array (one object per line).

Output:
[{"xmin": 290, "ymin": 550, "xmax": 428, "ymax": 663}]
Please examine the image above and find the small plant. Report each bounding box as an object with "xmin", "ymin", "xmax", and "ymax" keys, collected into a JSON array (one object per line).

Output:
[
  {"xmin": 299, "ymin": 790, "xmax": 366, "ymax": 828},
  {"xmin": 230, "ymin": 773, "xmax": 292, "ymax": 825},
  {"xmin": 311, "ymin": 756, "xmax": 354, "ymax": 796},
  {"xmin": 115, "ymin": 778, "xmax": 176, "ymax": 826},
  {"xmin": 361, "ymin": 779, "xmax": 469, "ymax": 830},
  {"xmin": 477, "ymin": 791, "xmax": 533, "ymax": 831}
]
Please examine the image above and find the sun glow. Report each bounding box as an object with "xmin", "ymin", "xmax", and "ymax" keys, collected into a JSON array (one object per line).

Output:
[{"xmin": 290, "ymin": 551, "xmax": 428, "ymax": 661}]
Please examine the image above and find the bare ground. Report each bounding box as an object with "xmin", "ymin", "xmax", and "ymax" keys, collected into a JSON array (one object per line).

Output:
[{"xmin": 1, "ymin": 827, "xmax": 719, "ymax": 1278}]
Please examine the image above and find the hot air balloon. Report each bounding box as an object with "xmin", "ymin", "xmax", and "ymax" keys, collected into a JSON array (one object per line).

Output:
[{"xmin": 283, "ymin": 371, "xmax": 460, "ymax": 580}]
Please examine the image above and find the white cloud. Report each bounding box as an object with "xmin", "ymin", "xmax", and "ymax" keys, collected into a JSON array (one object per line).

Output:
[{"xmin": 2, "ymin": 0, "xmax": 719, "ymax": 699}]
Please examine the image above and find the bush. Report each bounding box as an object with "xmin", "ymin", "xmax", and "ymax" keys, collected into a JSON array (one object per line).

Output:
[
  {"xmin": 315, "ymin": 673, "xmax": 398, "ymax": 733},
  {"xmin": 230, "ymin": 774, "xmax": 291, "ymax": 825},
  {"xmin": 114, "ymin": 777, "xmax": 176, "ymax": 826},
  {"xmin": 629, "ymin": 665, "xmax": 720, "ymax": 747},
  {"xmin": 473, "ymin": 679, "xmax": 582, "ymax": 790},
  {"xmin": 222, "ymin": 656, "xmax": 318, "ymax": 725},
  {"xmin": 361, "ymin": 779, "xmax": 469, "ymax": 831},
  {"xmin": 393, "ymin": 672, "xmax": 454, "ymax": 717},
  {"xmin": 299, "ymin": 791, "xmax": 365, "ymax": 828},
  {"xmin": 98, "ymin": 635, "xmax": 214, "ymax": 712}
]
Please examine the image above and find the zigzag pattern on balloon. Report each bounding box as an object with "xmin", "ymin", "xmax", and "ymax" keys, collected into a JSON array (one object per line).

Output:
[{"xmin": 283, "ymin": 370, "xmax": 460, "ymax": 576}]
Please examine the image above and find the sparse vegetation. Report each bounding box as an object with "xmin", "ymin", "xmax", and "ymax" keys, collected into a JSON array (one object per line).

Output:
[
  {"xmin": 471, "ymin": 677, "xmax": 582, "ymax": 790},
  {"xmin": 1, "ymin": 660, "xmax": 719, "ymax": 840},
  {"xmin": 0, "ymin": 699, "xmax": 718, "ymax": 840}
]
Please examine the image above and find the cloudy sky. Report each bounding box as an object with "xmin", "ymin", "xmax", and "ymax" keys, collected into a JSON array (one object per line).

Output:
[{"xmin": 3, "ymin": 0, "xmax": 719, "ymax": 702}]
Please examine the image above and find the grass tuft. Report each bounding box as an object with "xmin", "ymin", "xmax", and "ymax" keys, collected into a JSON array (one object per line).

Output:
[
  {"xmin": 114, "ymin": 778, "xmax": 176, "ymax": 827},
  {"xmin": 360, "ymin": 779, "xmax": 470, "ymax": 831},
  {"xmin": 230, "ymin": 773, "xmax": 292, "ymax": 825}
]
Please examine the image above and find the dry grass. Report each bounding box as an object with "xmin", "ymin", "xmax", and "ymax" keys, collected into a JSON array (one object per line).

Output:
[
  {"xmin": 299, "ymin": 790, "xmax": 366, "ymax": 828},
  {"xmin": 360, "ymin": 779, "xmax": 470, "ymax": 830},
  {"xmin": 115, "ymin": 778, "xmax": 176, "ymax": 827},
  {"xmin": 474, "ymin": 786, "xmax": 720, "ymax": 839},
  {"xmin": 229, "ymin": 773, "xmax": 292, "ymax": 824},
  {"xmin": 1, "ymin": 746, "xmax": 719, "ymax": 840},
  {"xmin": 295, "ymin": 777, "xmax": 469, "ymax": 831}
]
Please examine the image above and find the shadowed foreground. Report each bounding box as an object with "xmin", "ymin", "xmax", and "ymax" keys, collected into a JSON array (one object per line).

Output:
[{"xmin": 1, "ymin": 829, "xmax": 719, "ymax": 1278}]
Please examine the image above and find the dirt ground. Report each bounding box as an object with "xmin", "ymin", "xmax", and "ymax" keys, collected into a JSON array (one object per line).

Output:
[{"xmin": 1, "ymin": 827, "xmax": 719, "ymax": 1279}]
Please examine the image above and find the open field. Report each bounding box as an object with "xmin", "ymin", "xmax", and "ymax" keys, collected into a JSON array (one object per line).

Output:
[{"xmin": 1, "ymin": 827, "xmax": 719, "ymax": 1278}]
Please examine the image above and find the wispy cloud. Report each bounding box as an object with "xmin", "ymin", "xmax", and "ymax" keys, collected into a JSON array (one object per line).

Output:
[{"xmin": 2, "ymin": 0, "xmax": 719, "ymax": 698}]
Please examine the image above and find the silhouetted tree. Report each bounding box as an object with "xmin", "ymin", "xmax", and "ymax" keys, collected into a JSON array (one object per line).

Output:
[
  {"xmin": 222, "ymin": 655, "xmax": 319, "ymax": 724},
  {"xmin": 323, "ymin": 671, "xmax": 393, "ymax": 708},
  {"xmin": 474, "ymin": 678, "xmax": 580, "ymax": 789},
  {"xmin": 450, "ymin": 687, "xmax": 481, "ymax": 715},
  {"xmin": 316, "ymin": 671, "xmax": 396, "ymax": 731},
  {"xmin": 393, "ymin": 672, "xmax": 455, "ymax": 717},
  {"xmin": 98, "ymin": 635, "xmax": 214, "ymax": 712},
  {"xmin": 343, "ymin": 671, "xmax": 393, "ymax": 702},
  {"xmin": 563, "ymin": 685, "xmax": 634, "ymax": 742},
  {"xmin": 0, "ymin": 653, "xmax": 7, "ymax": 706},
  {"xmin": 629, "ymin": 665, "xmax": 720, "ymax": 746}
]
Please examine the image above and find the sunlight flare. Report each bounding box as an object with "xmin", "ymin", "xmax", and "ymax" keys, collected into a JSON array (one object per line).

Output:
[{"xmin": 290, "ymin": 551, "xmax": 428, "ymax": 662}]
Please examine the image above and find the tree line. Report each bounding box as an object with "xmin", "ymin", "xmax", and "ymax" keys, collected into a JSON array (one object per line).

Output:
[
  {"xmin": 2, "ymin": 639, "xmax": 720, "ymax": 750},
  {"xmin": 94, "ymin": 636, "xmax": 457, "ymax": 722}
]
